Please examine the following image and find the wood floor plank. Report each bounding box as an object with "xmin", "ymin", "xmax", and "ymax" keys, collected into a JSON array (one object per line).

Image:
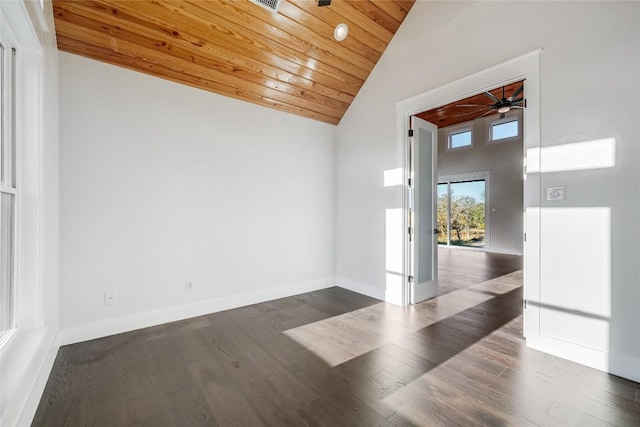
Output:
[
  {"xmin": 33, "ymin": 251, "xmax": 640, "ymax": 426},
  {"xmin": 200, "ymin": 381, "xmax": 264, "ymax": 427},
  {"xmin": 171, "ymin": 327, "xmax": 211, "ymax": 364},
  {"xmin": 85, "ymin": 394, "xmax": 129, "ymax": 427},
  {"xmin": 163, "ymin": 385, "xmax": 216, "ymax": 427},
  {"xmin": 123, "ymin": 365, "xmax": 166, "ymax": 425},
  {"xmin": 150, "ymin": 356, "xmax": 197, "ymax": 396}
]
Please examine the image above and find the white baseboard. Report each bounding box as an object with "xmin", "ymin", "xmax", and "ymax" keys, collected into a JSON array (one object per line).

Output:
[
  {"xmin": 1, "ymin": 325, "xmax": 60, "ymax": 427},
  {"xmin": 443, "ymin": 246, "xmax": 523, "ymax": 256},
  {"xmin": 16, "ymin": 331, "xmax": 60, "ymax": 426},
  {"xmin": 488, "ymin": 248, "xmax": 524, "ymax": 256},
  {"xmin": 60, "ymin": 277, "xmax": 336, "ymax": 345},
  {"xmin": 526, "ymin": 335, "xmax": 640, "ymax": 383},
  {"xmin": 336, "ymin": 277, "xmax": 385, "ymax": 301}
]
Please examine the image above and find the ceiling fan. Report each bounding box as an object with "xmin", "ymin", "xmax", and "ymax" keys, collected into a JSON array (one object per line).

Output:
[{"xmin": 456, "ymin": 84, "xmax": 525, "ymax": 120}]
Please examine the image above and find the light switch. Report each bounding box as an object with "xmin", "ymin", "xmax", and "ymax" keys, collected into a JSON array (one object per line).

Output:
[{"xmin": 546, "ymin": 186, "xmax": 565, "ymax": 201}]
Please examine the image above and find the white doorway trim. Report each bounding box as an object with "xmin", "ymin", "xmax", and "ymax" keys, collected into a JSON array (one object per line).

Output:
[{"xmin": 394, "ymin": 50, "xmax": 542, "ymax": 335}]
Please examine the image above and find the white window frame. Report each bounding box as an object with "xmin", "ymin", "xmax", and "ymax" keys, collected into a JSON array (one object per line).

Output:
[
  {"xmin": 1, "ymin": 2, "xmax": 55, "ymax": 424},
  {"xmin": 0, "ymin": 18, "xmax": 17, "ymax": 348},
  {"xmin": 0, "ymin": 0, "xmax": 49, "ymax": 351},
  {"xmin": 487, "ymin": 112, "xmax": 521, "ymax": 143},
  {"xmin": 437, "ymin": 170, "xmax": 491, "ymax": 251},
  {"xmin": 446, "ymin": 123, "xmax": 474, "ymax": 151}
]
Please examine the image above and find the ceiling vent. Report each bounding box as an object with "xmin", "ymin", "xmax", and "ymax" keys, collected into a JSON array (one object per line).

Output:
[{"xmin": 250, "ymin": 0, "xmax": 281, "ymax": 13}]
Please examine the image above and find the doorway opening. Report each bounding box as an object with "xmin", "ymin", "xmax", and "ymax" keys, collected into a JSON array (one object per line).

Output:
[
  {"xmin": 407, "ymin": 82, "xmax": 525, "ymax": 305},
  {"xmin": 397, "ymin": 51, "xmax": 541, "ymax": 318}
]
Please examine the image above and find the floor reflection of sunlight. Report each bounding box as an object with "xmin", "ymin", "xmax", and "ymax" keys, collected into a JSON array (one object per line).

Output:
[{"xmin": 283, "ymin": 271, "xmax": 523, "ymax": 367}]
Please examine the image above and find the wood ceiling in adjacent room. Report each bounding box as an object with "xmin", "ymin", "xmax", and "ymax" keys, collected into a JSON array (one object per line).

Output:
[
  {"xmin": 52, "ymin": 0, "xmax": 415, "ymax": 125},
  {"xmin": 416, "ymin": 81, "xmax": 526, "ymax": 129}
]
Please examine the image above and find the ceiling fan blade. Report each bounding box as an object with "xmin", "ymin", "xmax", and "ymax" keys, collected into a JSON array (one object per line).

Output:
[
  {"xmin": 511, "ymin": 97, "xmax": 524, "ymax": 104},
  {"xmin": 456, "ymin": 104, "xmax": 491, "ymax": 108},
  {"xmin": 477, "ymin": 108, "xmax": 496, "ymax": 118},
  {"xmin": 454, "ymin": 112, "xmax": 480, "ymax": 118},
  {"xmin": 508, "ymin": 85, "xmax": 524, "ymax": 101},
  {"xmin": 484, "ymin": 91, "xmax": 501, "ymax": 103},
  {"xmin": 510, "ymin": 105, "xmax": 525, "ymax": 109}
]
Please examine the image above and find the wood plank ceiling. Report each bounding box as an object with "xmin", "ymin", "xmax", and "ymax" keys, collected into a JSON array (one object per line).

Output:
[
  {"xmin": 416, "ymin": 81, "xmax": 526, "ymax": 129},
  {"xmin": 53, "ymin": 0, "xmax": 415, "ymax": 125}
]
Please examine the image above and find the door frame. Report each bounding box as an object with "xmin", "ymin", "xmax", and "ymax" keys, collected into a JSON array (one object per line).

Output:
[{"xmin": 395, "ymin": 50, "xmax": 542, "ymax": 332}]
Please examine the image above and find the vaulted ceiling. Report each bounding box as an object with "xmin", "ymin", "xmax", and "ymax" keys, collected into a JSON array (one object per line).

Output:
[{"xmin": 52, "ymin": 0, "xmax": 415, "ymax": 125}]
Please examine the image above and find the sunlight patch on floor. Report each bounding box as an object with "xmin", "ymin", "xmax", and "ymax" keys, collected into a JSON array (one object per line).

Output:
[
  {"xmin": 283, "ymin": 270, "xmax": 523, "ymax": 367},
  {"xmin": 379, "ymin": 315, "xmax": 524, "ymax": 424}
]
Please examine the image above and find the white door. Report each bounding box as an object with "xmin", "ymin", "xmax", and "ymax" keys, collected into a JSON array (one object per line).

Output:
[{"xmin": 409, "ymin": 117, "xmax": 438, "ymax": 304}]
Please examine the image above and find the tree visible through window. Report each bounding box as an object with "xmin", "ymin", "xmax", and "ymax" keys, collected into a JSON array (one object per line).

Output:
[{"xmin": 437, "ymin": 179, "xmax": 486, "ymax": 248}]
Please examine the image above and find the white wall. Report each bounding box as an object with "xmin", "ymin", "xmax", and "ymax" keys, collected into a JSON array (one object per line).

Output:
[
  {"xmin": 336, "ymin": 1, "xmax": 639, "ymax": 381},
  {"xmin": 437, "ymin": 112, "xmax": 523, "ymax": 254},
  {"xmin": 0, "ymin": 1, "xmax": 60, "ymax": 425},
  {"xmin": 59, "ymin": 53, "xmax": 336, "ymax": 344}
]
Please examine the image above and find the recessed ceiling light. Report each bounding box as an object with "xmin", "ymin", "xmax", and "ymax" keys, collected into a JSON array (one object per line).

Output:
[{"xmin": 334, "ymin": 23, "xmax": 349, "ymax": 41}]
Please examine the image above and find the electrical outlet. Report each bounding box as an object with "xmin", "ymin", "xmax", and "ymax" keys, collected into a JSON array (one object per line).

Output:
[
  {"xmin": 185, "ymin": 281, "xmax": 193, "ymax": 292},
  {"xmin": 104, "ymin": 292, "xmax": 115, "ymax": 305}
]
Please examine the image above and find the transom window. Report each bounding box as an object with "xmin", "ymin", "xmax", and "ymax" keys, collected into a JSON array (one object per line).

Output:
[
  {"xmin": 489, "ymin": 117, "xmax": 519, "ymax": 141},
  {"xmin": 447, "ymin": 127, "xmax": 473, "ymax": 150}
]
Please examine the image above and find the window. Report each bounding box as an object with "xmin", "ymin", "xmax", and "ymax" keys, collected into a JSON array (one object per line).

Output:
[
  {"xmin": 489, "ymin": 117, "xmax": 519, "ymax": 141},
  {"xmin": 0, "ymin": 40, "xmax": 16, "ymax": 340},
  {"xmin": 447, "ymin": 127, "xmax": 473, "ymax": 150},
  {"xmin": 438, "ymin": 173, "xmax": 489, "ymax": 248}
]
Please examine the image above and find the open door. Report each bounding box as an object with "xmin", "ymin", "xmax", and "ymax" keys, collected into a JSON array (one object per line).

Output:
[{"xmin": 409, "ymin": 117, "xmax": 438, "ymax": 304}]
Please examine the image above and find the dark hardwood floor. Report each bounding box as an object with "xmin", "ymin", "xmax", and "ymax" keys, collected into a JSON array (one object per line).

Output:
[
  {"xmin": 437, "ymin": 247, "xmax": 523, "ymax": 296},
  {"xmin": 33, "ymin": 251, "xmax": 639, "ymax": 426}
]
